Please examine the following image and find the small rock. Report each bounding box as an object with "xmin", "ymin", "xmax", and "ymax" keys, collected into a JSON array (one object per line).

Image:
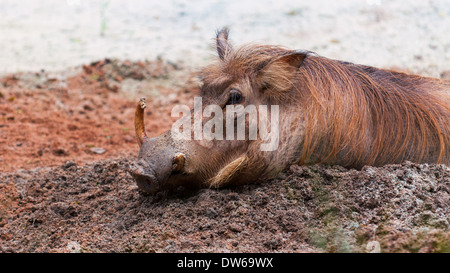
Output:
[
  {"xmin": 366, "ymin": 241, "xmax": 381, "ymax": 253},
  {"xmin": 228, "ymin": 223, "xmax": 243, "ymax": 233},
  {"xmin": 67, "ymin": 241, "xmax": 81, "ymax": 253},
  {"xmin": 90, "ymin": 147, "xmax": 106, "ymax": 154},
  {"xmin": 63, "ymin": 161, "xmax": 77, "ymax": 170}
]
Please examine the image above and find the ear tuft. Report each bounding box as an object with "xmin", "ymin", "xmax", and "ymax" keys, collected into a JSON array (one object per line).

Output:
[{"xmin": 216, "ymin": 27, "xmax": 232, "ymax": 60}]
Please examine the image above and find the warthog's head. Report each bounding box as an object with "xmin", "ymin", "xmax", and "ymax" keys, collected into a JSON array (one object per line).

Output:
[{"xmin": 130, "ymin": 28, "xmax": 307, "ymax": 194}]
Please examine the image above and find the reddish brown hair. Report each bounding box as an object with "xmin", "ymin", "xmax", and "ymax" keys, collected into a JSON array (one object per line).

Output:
[
  {"xmin": 297, "ymin": 55, "xmax": 449, "ymax": 167},
  {"xmin": 201, "ymin": 42, "xmax": 450, "ymax": 169}
]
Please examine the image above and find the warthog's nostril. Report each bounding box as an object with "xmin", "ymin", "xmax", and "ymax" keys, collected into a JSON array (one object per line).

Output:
[{"xmin": 130, "ymin": 164, "xmax": 159, "ymax": 194}]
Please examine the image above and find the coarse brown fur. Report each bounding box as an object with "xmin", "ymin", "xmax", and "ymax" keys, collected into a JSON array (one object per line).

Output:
[{"xmin": 201, "ymin": 28, "xmax": 449, "ymax": 178}]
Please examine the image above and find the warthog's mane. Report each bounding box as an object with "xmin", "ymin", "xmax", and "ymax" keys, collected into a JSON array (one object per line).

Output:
[{"xmin": 297, "ymin": 55, "xmax": 449, "ymax": 167}]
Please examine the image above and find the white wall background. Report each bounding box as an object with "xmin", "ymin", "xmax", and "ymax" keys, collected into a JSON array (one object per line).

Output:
[{"xmin": 0, "ymin": 0, "xmax": 449, "ymax": 76}]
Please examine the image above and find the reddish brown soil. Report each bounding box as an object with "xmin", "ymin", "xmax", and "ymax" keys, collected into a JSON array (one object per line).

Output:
[
  {"xmin": 0, "ymin": 60, "xmax": 448, "ymax": 253},
  {"xmin": 0, "ymin": 59, "xmax": 198, "ymax": 172}
]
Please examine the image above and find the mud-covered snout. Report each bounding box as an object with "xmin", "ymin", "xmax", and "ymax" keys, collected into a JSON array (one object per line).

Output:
[
  {"xmin": 129, "ymin": 160, "xmax": 160, "ymax": 194},
  {"xmin": 131, "ymin": 124, "xmax": 191, "ymax": 194},
  {"xmin": 130, "ymin": 135, "xmax": 180, "ymax": 194}
]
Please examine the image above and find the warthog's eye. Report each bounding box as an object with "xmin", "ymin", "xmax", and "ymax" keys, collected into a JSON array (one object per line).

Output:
[{"xmin": 226, "ymin": 90, "xmax": 243, "ymax": 105}]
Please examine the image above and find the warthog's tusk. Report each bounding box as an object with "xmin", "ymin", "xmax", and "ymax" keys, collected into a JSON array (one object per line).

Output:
[
  {"xmin": 135, "ymin": 97, "xmax": 149, "ymax": 147},
  {"xmin": 209, "ymin": 155, "xmax": 248, "ymax": 188}
]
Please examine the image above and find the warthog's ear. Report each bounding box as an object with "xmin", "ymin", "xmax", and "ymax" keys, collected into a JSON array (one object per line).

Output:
[
  {"xmin": 216, "ymin": 27, "xmax": 232, "ymax": 60},
  {"xmin": 259, "ymin": 51, "xmax": 307, "ymax": 95},
  {"xmin": 271, "ymin": 51, "xmax": 307, "ymax": 68}
]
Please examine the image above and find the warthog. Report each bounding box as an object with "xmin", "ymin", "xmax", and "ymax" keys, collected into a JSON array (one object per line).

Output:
[{"xmin": 130, "ymin": 28, "xmax": 449, "ymax": 194}]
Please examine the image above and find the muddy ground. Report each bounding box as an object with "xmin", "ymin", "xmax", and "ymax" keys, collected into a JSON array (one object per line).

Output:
[{"xmin": 0, "ymin": 60, "xmax": 449, "ymax": 253}]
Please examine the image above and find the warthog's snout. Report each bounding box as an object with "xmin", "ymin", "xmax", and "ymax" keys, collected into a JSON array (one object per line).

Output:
[
  {"xmin": 130, "ymin": 147, "xmax": 187, "ymax": 194},
  {"xmin": 130, "ymin": 136, "xmax": 184, "ymax": 194},
  {"xmin": 130, "ymin": 161, "xmax": 159, "ymax": 194}
]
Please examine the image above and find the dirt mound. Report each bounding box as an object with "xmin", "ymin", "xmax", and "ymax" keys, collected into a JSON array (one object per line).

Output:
[{"xmin": 0, "ymin": 158, "xmax": 448, "ymax": 253}]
